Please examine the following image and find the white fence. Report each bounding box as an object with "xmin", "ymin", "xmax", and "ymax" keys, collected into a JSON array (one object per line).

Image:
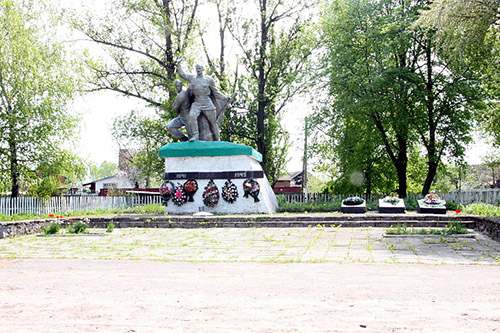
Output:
[
  {"xmin": 0, "ymin": 195, "xmax": 162, "ymax": 216},
  {"xmin": 279, "ymin": 189, "xmax": 500, "ymax": 205},
  {"xmin": 1, "ymin": 189, "xmax": 499, "ymax": 216}
]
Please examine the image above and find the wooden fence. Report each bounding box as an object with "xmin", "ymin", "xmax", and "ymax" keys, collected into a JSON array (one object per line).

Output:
[
  {"xmin": 1, "ymin": 189, "xmax": 499, "ymax": 216},
  {"xmin": 279, "ymin": 189, "xmax": 500, "ymax": 205},
  {"xmin": 0, "ymin": 195, "xmax": 162, "ymax": 216}
]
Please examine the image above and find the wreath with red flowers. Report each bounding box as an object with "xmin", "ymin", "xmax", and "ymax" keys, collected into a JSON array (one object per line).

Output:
[
  {"xmin": 159, "ymin": 181, "xmax": 175, "ymax": 206},
  {"xmin": 202, "ymin": 179, "xmax": 219, "ymax": 207},
  {"xmin": 171, "ymin": 183, "xmax": 188, "ymax": 206},
  {"xmin": 183, "ymin": 179, "xmax": 198, "ymax": 202},
  {"xmin": 221, "ymin": 179, "xmax": 238, "ymax": 204},
  {"xmin": 243, "ymin": 178, "xmax": 260, "ymax": 202}
]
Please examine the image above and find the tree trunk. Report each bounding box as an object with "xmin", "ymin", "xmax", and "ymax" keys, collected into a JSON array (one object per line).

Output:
[
  {"xmin": 422, "ymin": 161, "xmax": 438, "ymax": 195},
  {"xmin": 396, "ymin": 162, "xmax": 407, "ymax": 199},
  {"xmin": 9, "ymin": 140, "xmax": 19, "ymax": 197},
  {"xmin": 256, "ymin": 0, "xmax": 268, "ymax": 173}
]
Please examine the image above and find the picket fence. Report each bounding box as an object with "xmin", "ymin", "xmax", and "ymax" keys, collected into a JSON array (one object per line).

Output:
[
  {"xmin": 279, "ymin": 189, "xmax": 500, "ymax": 206},
  {"xmin": 1, "ymin": 189, "xmax": 499, "ymax": 216},
  {"xmin": 0, "ymin": 195, "xmax": 162, "ymax": 216}
]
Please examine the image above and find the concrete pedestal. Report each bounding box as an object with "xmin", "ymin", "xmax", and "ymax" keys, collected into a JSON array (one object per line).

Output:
[
  {"xmin": 417, "ymin": 200, "xmax": 447, "ymax": 214},
  {"xmin": 378, "ymin": 199, "xmax": 406, "ymax": 214},
  {"xmin": 341, "ymin": 202, "xmax": 366, "ymax": 214},
  {"xmin": 159, "ymin": 141, "xmax": 278, "ymax": 214}
]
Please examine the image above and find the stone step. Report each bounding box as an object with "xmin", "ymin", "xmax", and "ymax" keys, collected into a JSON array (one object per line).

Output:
[{"xmin": 88, "ymin": 218, "xmax": 476, "ymax": 229}]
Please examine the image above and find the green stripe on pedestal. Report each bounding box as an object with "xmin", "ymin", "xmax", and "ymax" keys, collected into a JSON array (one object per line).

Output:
[{"xmin": 159, "ymin": 141, "xmax": 262, "ymax": 162}]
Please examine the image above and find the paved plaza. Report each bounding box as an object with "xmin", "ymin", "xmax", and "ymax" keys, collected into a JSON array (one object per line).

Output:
[{"xmin": 0, "ymin": 226, "xmax": 499, "ymax": 265}]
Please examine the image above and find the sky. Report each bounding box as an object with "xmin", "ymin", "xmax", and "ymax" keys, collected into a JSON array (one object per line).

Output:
[{"xmin": 63, "ymin": 0, "xmax": 492, "ymax": 176}]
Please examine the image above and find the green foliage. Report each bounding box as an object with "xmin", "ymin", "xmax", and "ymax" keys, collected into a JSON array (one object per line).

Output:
[
  {"xmin": 386, "ymin": 222, "xmax": 469, "ymax": 235},
  {"xmin": 314, "ymin": 0, "xmax": 483, "ymax": 198},
  {"xmin": 0, "ymin": 0, "xmax": 82, "ymax": 197},
  {"xmin": 418, "ymin": 1, "xmax": 500, "ymax": 146},
  {"xmin": 89, "ymin": 161, "xmax": 118, "ymax": 181},
  {"xmin": 465, "ymin": 203, "xmax": 500, "ymax": 217},
  {"xmin": 112, "ymin": 110, "xmax": 166, "ymax": 187},
  {"xmin": 42, "ymin": 222, "xmax": 61, "ymax": 235},
  {"xmin": 27, "ymin": 151, "xmax": 87, "ymax": 198},
  {"xmin": 277, "ymin": 196, "xmax": 378, "ymax": 213},
  {"xmin": 131, "ymin": 204, "xmax": 166, "ymax": 215},
  {"xmin": 66, "ymin": 221, "xmax": 88, "ymax": 234},
  {"xmin": 106, "ymin": 221, "xmax": 115, "ymax": 233},
  {"xmin": 226, "ymin": 0, "xmax": 316, "ymax": 184}
]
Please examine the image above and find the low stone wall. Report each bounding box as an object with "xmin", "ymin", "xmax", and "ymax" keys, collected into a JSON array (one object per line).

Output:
[
  {"xmin": 0, "ymin": 220, "xmax": 49, "ymax": 239},
  {"xmin": 473, "ymin": 216, "xmax": 500, "ymax": 241},
  {"xmin": 0, "ymin": 214, "xmax": 499, "ymax": 241}
]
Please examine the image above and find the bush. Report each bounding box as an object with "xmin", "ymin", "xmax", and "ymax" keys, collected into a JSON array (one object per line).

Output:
[
  {"xmin": 42, "ymin": 222, "xmax": 60, "ymax": 235},
  {"xmin": 445, "ymin": 201, "xmax": 464, "ymax": 211},
  {"xmin": 66, "ymin": 221, "xmax": 88, "ymax": 234},
  {"xmin": 464, "ymin": 203, "xmax": 500, "ymax": 217},
  {"xmin": 106, "ymin": 221, "xmax": 115, "ymax": 233}
]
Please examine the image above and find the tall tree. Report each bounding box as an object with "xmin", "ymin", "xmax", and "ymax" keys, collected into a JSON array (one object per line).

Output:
[
  {"xmin": 315, "ymin": 0, "xmax": 422, "ymax": 197},
  {"xmin": 316, "ymin": 0, "xmax": 482, "ymax": 197},
  {"xmin": 228, "ymin": 0, "xmax": 316, "ymax": 184},
  {"xmin": 0, "ymin": 0, "xmax": 80, "ymax": 197},
  {"xmin": 418, "ymin": 0, "xmax": 500, "ymax": 146},
  {"xmin": 74, "ymin": 0, "xmax": 201, "ymax": 185},
  {"xmin": 74, "ymin": 0, "xmax": 200, "ymax": 110}
]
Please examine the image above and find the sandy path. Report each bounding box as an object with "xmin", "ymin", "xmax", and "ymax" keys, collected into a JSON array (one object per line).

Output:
[{"xmin": 0, "ymin": 259, "xmax": 499, "ymax": 332}]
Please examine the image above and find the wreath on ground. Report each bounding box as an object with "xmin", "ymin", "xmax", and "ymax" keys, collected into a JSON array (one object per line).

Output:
[
  {"xmin": 172, "ymin": 183, "xmax": 188, "ymax": 206},
  {"xmin": 221, "ymin": 179, "xmax": 238, "ymax": 204},
  {"xmin": 183, "ymin": 179, "xmax": 198, "ymax": 202},
  {"xmin": 159, "ymin": 181, "xmax": 175, "ymax": 206},
  {"xmin": 243, "ymin": 178, "xmax": 260, "ymax": 202},
  {"xmin": 203, "ymin": 179, "xmax": 220, "ymax": 207}
]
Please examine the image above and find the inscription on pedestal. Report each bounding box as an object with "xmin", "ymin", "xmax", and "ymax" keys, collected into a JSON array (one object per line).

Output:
[{"xmin": 163, "ymin": 170, "xmax": 264, "ymax": 180}]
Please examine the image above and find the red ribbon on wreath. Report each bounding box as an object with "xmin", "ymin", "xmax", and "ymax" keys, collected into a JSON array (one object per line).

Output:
[
  {"xmin": 222, "ymin": 179, "xmax": 238, "ymax": 204},
  {"xmin": 243, "ymin": 178, "xmax": 260, "ymax": 202},
  {"xmin": 183, "ymin": 179, "xmax": 198, "ymax": 202},
  {"xmin": 159, "ymin": 181, "xmax": 174, "ymax": 206},
  {"xmin": 202, "ymin": 179, "xmax": 220, "ymax": 207},
  {"xmin": 172, "ymin": 183, "xmax": 188, "ymax": 206}
]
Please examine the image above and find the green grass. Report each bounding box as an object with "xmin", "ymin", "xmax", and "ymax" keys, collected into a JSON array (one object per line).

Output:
[
  {"xmin": 386, "ymin": 222, "xmax": 470, "ymax": 235},
  {"xmin": 0, "ymin": 204, "xmax": 167, "ymax": 222}
]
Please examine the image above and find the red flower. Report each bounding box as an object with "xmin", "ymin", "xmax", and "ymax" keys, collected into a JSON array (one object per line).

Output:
[
  {"xmin": 48, "ymin": 214, "xmax": 55, "ymax": 218},
  {"xmin": 455, "ymin": 209, "xmax": 461, "ymax": 214}
]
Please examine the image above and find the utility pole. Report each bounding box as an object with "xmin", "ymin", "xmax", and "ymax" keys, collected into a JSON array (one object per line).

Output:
[{"xmin": 302, "ymin": 116, "xmax": 308, "ymax": 194}]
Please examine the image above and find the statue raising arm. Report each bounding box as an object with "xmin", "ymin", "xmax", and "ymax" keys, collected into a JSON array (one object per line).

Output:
[{"xmin": 176, "ymin": 57, "xmax": 194, "ymax": 83}]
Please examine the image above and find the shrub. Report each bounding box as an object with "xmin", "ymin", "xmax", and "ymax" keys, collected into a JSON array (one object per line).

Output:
[
  {"xmin": 464, "ymin": 203, "xmax": 500, "ymax": 217},
  {"xmin": 106, "ymin": 221, "xmax": 115, "ymax": 233},
  {"xmin": 67, "ymin": 221, "xmax": 88, "ymax": 234},
  {"xmin": 445, "ymin": 201, "xmax": 464, "ymax": 211},
  {"xmin": 42, "ymin": 222, "xmax": 60, "ymax": 235}
]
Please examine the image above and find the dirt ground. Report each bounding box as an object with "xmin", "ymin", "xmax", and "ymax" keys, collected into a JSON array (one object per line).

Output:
[{"xmin": 0, "ymin": 259, "xmax": 499, "ymax": 332}]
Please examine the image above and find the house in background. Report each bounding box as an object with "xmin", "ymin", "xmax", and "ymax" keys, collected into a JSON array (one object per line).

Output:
[
  {"xmin": 82, "ymin": 175, "xmax": 134, "ymax": 196},
  {"xmin": 273, "ymin": 171, "xmax": 304, "ymax": 194}
]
